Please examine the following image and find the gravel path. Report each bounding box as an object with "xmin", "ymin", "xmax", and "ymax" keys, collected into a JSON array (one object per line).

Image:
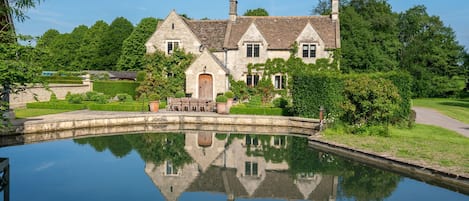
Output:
[{"xmin": 413, "ymin": 107, "xmax": 469, "ymax": 137}]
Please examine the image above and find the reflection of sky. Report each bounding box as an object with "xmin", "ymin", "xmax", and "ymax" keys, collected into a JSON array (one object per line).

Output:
[{"xmin": 0, "ymin": 138, "xmax": 468, "ymax": 201}]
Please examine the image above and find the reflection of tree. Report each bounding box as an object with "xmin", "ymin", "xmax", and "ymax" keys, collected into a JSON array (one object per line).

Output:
[
  {"xmin": 339, "ymin": 164, "xmax": 401, "ymax": 201},
  {"xmin": 74, "ymin": 133, "xmax": 192, "ymax": 168},
  {"xmin": 75, "ymin": 135, "xmax": 132, "ymax": 158}
]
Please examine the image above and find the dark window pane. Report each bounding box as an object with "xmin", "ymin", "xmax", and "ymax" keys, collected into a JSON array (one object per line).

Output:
[
  {"xmin": 254, "ymin": 75, "xmax": 259, "ymax": 86},
  {"xmin": 245, "ymin": 162, "xmax": 251, "ymax": 175},
  {"xmin": 282, "ymin": 76, "xmax": 286, "ymax": 89},
  {"xmin": 247, "ymin": 75, "xmax": 253, "ymax": 86},
  {"xmin": 302, "ymin": 44, "xmax": 309, "ymax": 58},
  {"xmin": 253, "ymin": 137, "xmax": 258, "ymax": 146},
  {"xmin": 168, "ymin": 42, "xmax": 173, "ymax": 54},
  {"xmin": 310, "ymin": 45, "xmax": 316, "ymax": 57},
  {"xmin": 252, "ymin": 163, "xmax": 258, "ymax": 175},
  {"xmin": 247, "ymin": 44, "xmax": 253, "ymax": 57},
  {"xmin": 254, "ymin": 44, "xmax": 260, "ymax": 57},
  {"xmin": 246, "ymin": 135, "xmax": 251, "ymax": 145}
]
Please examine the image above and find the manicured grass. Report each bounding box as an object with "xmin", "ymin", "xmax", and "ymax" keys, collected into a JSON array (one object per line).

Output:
[
  {"xmin": 14, "ymin": 108, "xmax": 74, "ymax": 118},
  {"xmin": 323, "ymin": 124, "xmax": 469, "ymax": 176},
  {"xmin": 413, "ymin": 98, "xmax": 469, "ymax": 124}
]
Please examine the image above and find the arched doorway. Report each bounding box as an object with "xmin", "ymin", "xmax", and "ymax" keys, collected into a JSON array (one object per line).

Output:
[{"xmin": 198, "ymin": 74, "xmax": 213, "ymax": 100}]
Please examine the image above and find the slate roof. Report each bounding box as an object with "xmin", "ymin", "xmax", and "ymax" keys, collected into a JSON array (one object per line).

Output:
[
  {"xmin": 184, "ymin": 19, "xmax": 229, "ymax": 52},
  {"xmin": 181, "ymin": 15, "xmax": 339, "ymax": 51}
]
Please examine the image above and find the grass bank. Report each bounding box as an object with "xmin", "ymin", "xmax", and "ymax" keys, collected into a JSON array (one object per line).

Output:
[
  {"xmin": 323, "ymin": 124, "xmax": 469, "ymax": 176},
  {"xmin": 14, "ymin": 108, "xmax": 74, "ymax": 119},
  {"xmin": 413, "ymin": 98, "xmax": 469, "ymax": 124}
]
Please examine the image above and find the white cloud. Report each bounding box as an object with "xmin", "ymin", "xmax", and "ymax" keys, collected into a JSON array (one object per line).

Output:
[{"xmin": 34, "ymin": 162, "xmax": 55, "ymax": 172}]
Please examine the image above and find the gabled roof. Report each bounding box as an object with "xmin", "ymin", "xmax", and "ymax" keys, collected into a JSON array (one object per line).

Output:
[
  {"xmin": 174, "ymin": 15, "xmax": 339, "ymax": 52},
  {"xmin": 224, "ymin": 16, "xmax": 339, "ymax": 50},
  {"xmin": 184, "ymin": 19, "xmax": 229, "ymax": 52}
]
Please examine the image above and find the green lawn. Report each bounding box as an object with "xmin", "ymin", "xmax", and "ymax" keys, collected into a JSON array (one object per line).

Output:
[
  {"xmin": 14, "ymin": 108, "xmax": 74, "ymax": 119},
  {"xmin": 323, "ymin": 124, "xmax": 469, "ymax": 176},
  {"xmin": 413, "ymin": 98, "xmax": 469, "ymax": 124}
]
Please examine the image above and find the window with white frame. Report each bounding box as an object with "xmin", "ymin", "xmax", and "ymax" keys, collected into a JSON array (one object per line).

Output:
[
  {"xmin": 245, "ymin": 135, "xmax": 259, "ymax": 146},
  {"xmin": 165, "ymin": 161, "xmax": 179, "ymax": 176},
  {"xmin": 246, "ymin": 43, "xmax": 260, "ymax": 58},
  {"xmin": 245, "ymin": 161, "xmax": 259, "ymax": 176},
  {"xmin": 302, "ymin": 44, "xmax": 317, "ymax": 58},
  {"xmin": 167, "ymin": 40, "xmax": 180, "ymax": 54},
  {"xmin": 246, "ymin": 74, "xmax": 260, "ymax": 87},
  {"xmin": 274, "ymin": 75, "xmax": 286, "ymax": 89},
  {"xmin": 274, "ymin": 136, "xmax": 286, "ymax": 147}
]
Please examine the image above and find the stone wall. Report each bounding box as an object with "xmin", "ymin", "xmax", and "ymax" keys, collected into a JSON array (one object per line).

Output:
[{"xmin": 9, "ymin": 83, "xmax": 91, "ymax": 108}]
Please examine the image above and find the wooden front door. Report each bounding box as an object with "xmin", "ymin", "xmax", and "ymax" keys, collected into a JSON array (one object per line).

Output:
[{"xmin": 199, "ymin": 74, "xmax": 213, "ymax": 100}]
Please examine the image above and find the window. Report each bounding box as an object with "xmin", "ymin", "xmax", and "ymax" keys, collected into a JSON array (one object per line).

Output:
[
  {"xmin": 247, "ymin": 43, "xmax": 260, "ymax": 57},
  {"xmin": 246, "ymin": 74, "xmax": 260, "ymax": 87},
  {"xmin": 302, "ymin": 44, "xmax": 317, "ymax": 58},
  {"xmin": 274, "ymin": 136, "xmax": 286, "ymax": 147},
  {"xmin": 274, "ymin": 75, "xmax": 286, "ymax": 89},
  {"xmin": 167, "ymin": 41, "xmax": 180, "ymax": 54},
  {"xmin": 245, "ymin": 161, "xmax": 258, "ymax": 176},
  {"xmin": 246, "ymin": 135, "xmax": 259, "ymax": 146},
  {"xmin": 166, "ymin": 161, "xmax": 178, "ymax": 176}
]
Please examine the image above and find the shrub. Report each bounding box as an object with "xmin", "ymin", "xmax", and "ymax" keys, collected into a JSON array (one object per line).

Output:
[
  {"xmin": 272, "ymin": 97, "xmax": 288, "ymax": 108},
  {"xmin": 84, "ymin": 91, "xmax": 100, "ymax": 101},
  {"xmin": 136, "ymin": 71, "xmax": 146, "ymax": 82},
  {"xmin": 95, "ymin": 94, "xmax": 110, "ymax": 104},
  {"xmin": 341, "ymin": 77, "xmax": 401, "ymax": 128},
  {"xmin": 65, "ymin": 91, "xmax": 72, "ymax": 101},
  {"xmin": 67, "ymin": 94, "xmax": 83, "ymax": 104},
  {"xmin": 49, "ymin": 93, "xmax": 58, "ymax": 102},
  {"xmin": 175, "ymin": 91, "xmax": 185, "ymax": 98},
  {"xmin": 246, "ymin": 95, "xmax": 262, "ymax": 107},
  {"xmin": 116, "ymin": 93, "xmax": 133, "ymax": 103},
  {"xmin": 148, "ymin": 93, "xmax": 161, "ymax": 101},
  {"xmin": 27, "ymin": 101, "xmax": 87, "ymax": 110},
  {"xmin": 216, "ymin": 95, "xmax": 228, "ymax": 103},
  {"xmin": 93, "ymin": 81, "xmax": 140, "ymax": 98},
  {"xmin": 224, "ymin": 91, "xmax": 234, "ymax": 99}
]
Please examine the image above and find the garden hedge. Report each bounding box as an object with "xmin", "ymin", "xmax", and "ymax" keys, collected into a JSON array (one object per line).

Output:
[
  {"xmin": 93, "ymin": 81, "xmax": 140, "ymax": 98},
  {"xmin": 230, "ymin": 106, "xmax": 286, "ymax": 116},
  {"xmin": 292, "ymin": 71, "xmax": 412, "ymax": 123},
  {"xmin": 26, "ymin": 101, "xmax": 87, "ymax": 110}
]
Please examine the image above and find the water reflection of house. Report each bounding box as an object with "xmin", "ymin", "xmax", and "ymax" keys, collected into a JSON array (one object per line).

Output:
[{"xmin": 144, "ymin": 133, "xmax": 337, "ymax": 201}]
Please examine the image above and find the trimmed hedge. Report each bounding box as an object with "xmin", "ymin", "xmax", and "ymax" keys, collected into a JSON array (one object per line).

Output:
[
  {"xmin": 292, "ymin": 71, "xmax": 412, "ymax": 123},
  {"xmin": 230, "ymin": 106, "xmax": 286, "ymax": 116},
  {"xmin": 27, "ymin": 101, "xmax": 87, "ymax": 110},
  {"xmin": 88, "ymin": 101, "xmax": 167, "ymax": 112},
  {"xmin": 93, "ymin": 81, "xmax": 140, "ymax": 98},
  {"xmin": 42, "ymin": 76, "xmax": 83, "ymax": 84}
]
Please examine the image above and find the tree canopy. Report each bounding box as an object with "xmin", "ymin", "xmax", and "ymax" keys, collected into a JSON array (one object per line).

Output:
[{"xmin": 243, "ymin": 8, "xmax": 269, "ymax": 16}]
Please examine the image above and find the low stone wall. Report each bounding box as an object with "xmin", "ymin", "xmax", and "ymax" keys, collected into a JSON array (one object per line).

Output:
[
  {"xmin": 18, "ymin": 113, "xmax": 319, "ymax": 135},
  {"xmin": 9, "ymin": 84, "xmax": 91, "ymax": 108}
]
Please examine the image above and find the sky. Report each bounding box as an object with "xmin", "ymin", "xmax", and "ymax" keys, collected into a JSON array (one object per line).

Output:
[{"xmin": 13, "ymin": 0, "xmax": 469, "ymax": 49}]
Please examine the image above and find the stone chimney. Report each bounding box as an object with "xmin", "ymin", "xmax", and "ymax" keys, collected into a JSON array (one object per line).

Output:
[
  {"xmin": 331, "ymin": 0, "xmax": 339, "ymax": 21},
  {"xmin": 230, "ymin": 0, "xmax": 238, "ymax": 22}
]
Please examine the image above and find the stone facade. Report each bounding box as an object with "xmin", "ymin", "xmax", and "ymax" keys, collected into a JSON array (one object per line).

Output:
[{"xmin": 146, "ymin": 0, "xmax": 340, "ymax": 100}]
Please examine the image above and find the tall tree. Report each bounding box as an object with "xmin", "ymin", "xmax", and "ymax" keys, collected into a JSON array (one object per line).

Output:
[
  {"xmin": 312, "ymin": 0, "xmax": 331, "ymax": 15},
  {"xmin": 1, "ymin": 0, "xmax": 42, "ymax": 118},
  {"xmin": 98, "ymin": 17, "xmax": 134, "ymax": 70},
  {"xmin": 117, "ymin": 17, "xmax": 158, "ymax": 71},
  {"xmin": 77, "ymin": 20, "xmax": 108, "ymax": 70},
  {"xmin": 243, "ymin": 8, "xmax": 269, "ymax": 16},
  {"xmin": 339, "ymin": 0, "xmax": 401, "ymax": 72},
  {"xmin": 398, "ymin": 5, "xmax": 465, "ymax": 97}
]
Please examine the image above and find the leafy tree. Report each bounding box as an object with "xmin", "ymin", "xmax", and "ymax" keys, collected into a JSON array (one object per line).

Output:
[
  {"xmin": 117, "ymin": 17, "xmax": 158, "ymax": 71},
  {"xmin": 312, "ymin": 0, "xmax": 331, "ymax": 15},
  {"xmin": 98, "ymin": 17, "xmax": 134, "ymax": 70},
  {"xmin": 1, "ymin": 0, "xmax": 43, "ymax": 119},
  {"xmin": 78, "ymin": 20, "xmax": 109, "ymax": 70},
  {"xmin": 398, "ymin": 5, "xmax": 465, "ymax": 97},
  {"xmin": 243, "ymin": 8, "xmax": 269, "ymax": 16},
  {"xmin": 339, "ymin": 0, "xmax": 400, "ymax": 73}
]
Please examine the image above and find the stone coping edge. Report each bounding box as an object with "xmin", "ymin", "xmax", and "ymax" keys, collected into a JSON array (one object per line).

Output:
[
  {"xmin": 308, "ymin": 138, "xmax": 469, "ymax": 195},
  {"xmin": 17, "ymin": 113, "xmax": 320, "ymax": 134}
]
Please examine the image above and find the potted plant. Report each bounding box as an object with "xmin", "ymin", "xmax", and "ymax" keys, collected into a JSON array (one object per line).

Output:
[
  {"xmin": 216, "ymin": 95, "xmax": 228, "ymax": 114},
  {"xmin": 148, "ymin": 93, "xmax": 161, "ymax": 112},
  {"xmin": 224, "ymin": 91, "xmax": 234, "ymax": 110}
]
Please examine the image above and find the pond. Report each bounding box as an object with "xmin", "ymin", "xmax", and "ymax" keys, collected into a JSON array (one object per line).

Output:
[{"xmin": 0, "ymin": 132, "xmax": 467, "ymax": 201}]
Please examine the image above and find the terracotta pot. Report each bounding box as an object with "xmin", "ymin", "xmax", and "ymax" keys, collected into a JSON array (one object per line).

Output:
[
  {"xmin": 216, "ymin": 102, "xmax": 227, "ymax": 114},
  {"xmin": 149, "ymin": 101, "xmax": 160, "ymax": 112},
  {"xmin": 227, "ymin": 98, "xmax": 234, "ymax": 111}
]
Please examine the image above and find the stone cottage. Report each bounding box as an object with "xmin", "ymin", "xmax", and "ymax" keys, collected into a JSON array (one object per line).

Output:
[{"xmin": 146, "ymin": 0, "xmax": 340, "ymax": 100}]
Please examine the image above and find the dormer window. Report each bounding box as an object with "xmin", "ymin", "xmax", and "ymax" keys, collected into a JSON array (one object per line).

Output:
[
  {"xmin": 167, "ymin": 40, "xmax": 180, "ymax": 54},
  {"xmin": 246, "ymin": 43, "xmax": 260, "ymax": 57},
  {"xmin": 302, "ymin": 44, "xmax": 316, "ymax": 58}
]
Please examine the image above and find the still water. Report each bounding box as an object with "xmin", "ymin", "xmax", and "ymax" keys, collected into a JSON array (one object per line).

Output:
[{"xmin": 0, "ymin": 132, "xmax": 467, "ymax": 201}]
